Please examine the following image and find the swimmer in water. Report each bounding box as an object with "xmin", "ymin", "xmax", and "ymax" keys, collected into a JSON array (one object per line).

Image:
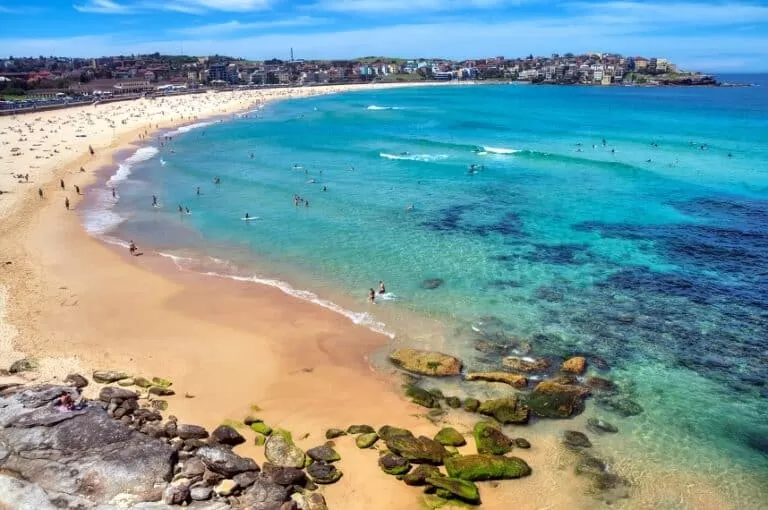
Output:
[
  {"xmin": 406, "ymin": 204, "xmax": 414, "ymax": 211},
  {"xmin": 245, "ymin": 212, "xmax": 250, "ymax": 220},
  {"xmin": 152, "ymin": 194, "xmax": 157, "ymax": 207},
  {"xmin": 379, "ymin": 281, "xmax": 386, "ymax": 294},
  {"xmin": 196, "ymin": 186, "xmax": 201, "ymax": 196},
  {"xmin": 185, "ymin": 207, "xmax": 190, "ymax": 214},
  {"xmin": 213, "ymin": 177, "xmax": 220, "ymax": 185},
  {"xmin": 178, "ymin": 204, "xmax": 183, "ymax": 214}
]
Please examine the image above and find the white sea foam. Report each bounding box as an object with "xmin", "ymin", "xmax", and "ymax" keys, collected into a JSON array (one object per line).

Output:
[
  {"xmin": 167, "ymin": 121, "xmax": 214, "ymax": 137},
  {"xmin": 203, "ymin": 271, "xmax": 395, "ymax": 339},
  {"xmin": 379, "ymin": 152, "xmax": 448, "ymax": 162},
  {"xmin": 482, "ymin": 146, "xmax": 521, "ymax": 155},
  {"xmin": 367, "ymin": 105, "xmax": 404, "ymax": 111},
  {"xmin": 82, "ymin": 188, "xmax": 125, "ymax": 235},
  {"xmin": 107, "ymin": 146, "xmax": 159, "ymax": 185}
]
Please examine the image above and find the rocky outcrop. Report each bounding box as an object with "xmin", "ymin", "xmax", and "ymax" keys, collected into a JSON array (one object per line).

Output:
[
  {"xmin": 404, "ymin": 385, "xmax": 440, "ymax": 408},
  {"xmin": 434, "ymin": 427, "xmax": 466, "ymax": 447},
  {"xmin": 526, "ymin": 380, "xmax": 589, "ymax": 418},
  {"xmin": 563, "ymin": 430, "xmax": 592, "ymax": 449},
  {"xmin": 464, "ymin": 372, "xmax": 528, "ymax": 388},
  {"xmin": 386, "ymin": 434, "xmax": 447, "ymax": 465},
  {"xmin": 265, "ymin": 434, "xmax": 306, "ymax": 468},
  {"xmin": 378, "ymin": 453, "xmax": 411, "ymax": 475},
  {"xmin": 501, "ymin": 357, "xmax": 550, "ymax": 373},
  {"xmin": 562, "ymin": 357, "xmax": 586, "ymax": 374},
  {"xmin": 196, "ymin": 446, "xmax": 259, "ymax": 476},
  {"xmin": 445, "ymin": 454, "xmax": 532, "ymax": 481},
  {"xmin": 473, "ymin": 421, "xmax": 512, "ymax": 455},
  {"xmin": 388, "ymin": 349, "xmax": 462, "ymax": 376},
  {"xmin": 477, "ymin": 396, "xmax": 529, "ymax": 424},
  {"xmin": 425, "ymin": 477, "xmax": 480, "ymax": 504},
  {"xmin": 92, "ymin": 370, "xmax": 131, "ymax": 383}
]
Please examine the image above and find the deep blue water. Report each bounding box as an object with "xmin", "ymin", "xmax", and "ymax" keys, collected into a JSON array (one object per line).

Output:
[{"xmin": 89, "ymin": 79, "xmax": 768, "ymax": 501}]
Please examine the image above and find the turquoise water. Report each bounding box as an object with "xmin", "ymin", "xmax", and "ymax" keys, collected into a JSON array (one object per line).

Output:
[{"xmin": 89, "ymin": 80, "xmax": 768, "ymax": 502}]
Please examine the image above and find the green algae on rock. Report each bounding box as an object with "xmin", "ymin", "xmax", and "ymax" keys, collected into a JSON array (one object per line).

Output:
[
  {"xmin": 347, "ymin": 424, "xmax": 375, "ymax": 434},
  {"xmin": 306, "ymin": 445, "xmax": 340, "ymax": 463},
  {"xmin": 325, "ymin": 428, "xmax": 347, "ymax": 439},
  {"xmin": 477, "ymin": 396, "xmax": 529, "ymax": 424},
  {"xmin": 425, "ymin": 477, "xmax": 481, "ymax": 504},
  {"xmin": 379, "ymin": 452, "xmax": 412, "ymax": 475},
  {"xmin": 445, "ymin": 454, "xmax": 532, "ymax": 481},
  {"xmin": 473, "ymin": 421, "xmax": 513, "ymax": 455},
  {"xmin": 377, "ymin": 425, "xmax": 414, "ymax": 442},
  {"xmin": 355, "ymin": 432, "xmax": 379, "ymax": 449},
  {"xmin": 434, "ymin": 427, "xmax": 466, "ymax": 447},
  {"xmin": 250, "ymin": 422, "xmax": 273, "ymax": 436},
  {"xmin": 526, "ymin": 380, "xmax": 588, "ymax": 418},
  {"xmin": 389, "ymin": 349, "xmax": 462, "ymax": 376},
  {"xmin": 386, "ymin": 435, "xmax": 447, "ymax": 465},
  {"xmin": 265, "ymin": 434, "xmax": 306, "ymax": 468},
  {"xmin": 444, "ymin": 396, "xmax": 462, "ymax": 408},
  {"xmin": 403, "ymin": 464, "xmax": 441, "ymax": 486},
  {"xmin": 464, "ymin": 371, "xmax": 528, "ymax": 389},
  {"xmin": 306, "ymin": 462, "xmax": 342, "ymax": 484},
  {"xmin": 405, "ymin": 385, "xmax": 441, "ymax": 409},
  {"xmin": 463, "ymin": 398, "xmax": 481, "ymax": 412}
]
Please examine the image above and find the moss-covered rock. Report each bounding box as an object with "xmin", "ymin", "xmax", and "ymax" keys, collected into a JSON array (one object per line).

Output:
[
  {"xmin": 356, "ymin": 433, "xmax": 379, "ymax": 449},
  {"xmin": 389, "ymin": 349, "xmax": 462, "ymax": 376},
  {"xmin": 148, "ymin": 386, "xmax": 175, "ymax": 397},
  {"xmin": 403, "ymin": 464, "xmax": 441, "ymax": 486},
  {"xmin": 405, "ymin": 385, "xmax": 441, "ymax": 409},
  {"xmin": 325, "ymin": 428, "xmax": 347, "ymax": 439},
  {"xmin": 428, "ymin": 388, "xmax": 445, "ymax": 399},
  {"xmin": 465, "ymin": 372, "xmax": 528, "ymax": 389},
  {"xmin": 586, "ymin": 418, "xmax": 619, "ymax": 434},
  {"xmin": 347, "ymin": 424, "xmax": 375, "ymax": 434},
  {"xmin": 473, "ymin": 421, "xmax": 512, "ymax": 455},
  {"xmin": 594, "ymin": 395, "xmax": 644, "ymax": 417},
  {"xmin": 434, "ymin": 427, "xmax": 466, "ymax": 447},
  {"xmin": 478, "ymin": 396, "xmax": 529, "ymax": 424},
  {"xmin": 117, "ymin": 378, "xmax": 135, "ymax": 387},
  {"xmin": 377, "ymin": 425, "xmax": 414, "ymax": 442},
  {"xmin": 386, "ymin": 435, "xmax": 447, "ymax": 465},
  {"xmin": 526, "ymin": 380, "xmax": 588, "ymax": 418},
  {"xmin": 514, "ymin": 438, "xmax": 531, "ymax": 449},
  {"xmin": 425, "ymin": 477, "xmax": 480, "ymax": 505},
  {"xmin": 563, "ymin": 430, "xmax": 592, "ymax": 449},
  {"xmin": 306, "ymin": 445, "xmax": 340, "ymax": 463},
  {"xmin": 463, "ymin": 398, "xmax": 481, "ymax": 413},
  {"xmin": 133, "ymin": 376, "xmax": 152, "ymax": 388},
  {"xmin": 265, "ymin": 433, "xmax": 306, "ymax": 468},
  {"xmin": 306, "ymin": 462, "xmax": 342, "ymax": 484},
  {"xmin": 254, "ymin": 433, "xmax": 266, "ymax": 446},
  {"xmin": 445, "ymin": 454, "xmax": 532, "ymax": 481},
  {"xmin": 444, "ymin": 396, "xmax": 461, "ymax": 409},
  {"xmin": 379, "ymin": 453, "xmax": 411, "ymax": 475},
  {"xmin": 250, "ymin": 422, "xmax": 272, "ymax": 436},
  {"xmin": 151, "ymin": 377, "xmax": 173, "ymax": 388},
  {"xmin": 92, "ymin": 370, "xmax": 129, "ymax": 383}
]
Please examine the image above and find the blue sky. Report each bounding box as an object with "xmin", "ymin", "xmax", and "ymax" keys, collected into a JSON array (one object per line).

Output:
[{"xmin": 1, "ymin": 1, "xmax": 767, "ymax": 71}]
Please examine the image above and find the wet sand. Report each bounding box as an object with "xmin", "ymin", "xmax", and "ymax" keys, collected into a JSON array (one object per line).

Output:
[{"xmin": 0, "ymin": 85, "xmax": 753, "ymax": 510}]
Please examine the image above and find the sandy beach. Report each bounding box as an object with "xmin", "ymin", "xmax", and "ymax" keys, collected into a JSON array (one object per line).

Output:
[{"xmin": 0, "ymin": 83, "xmax": 750, "ymax": 510}]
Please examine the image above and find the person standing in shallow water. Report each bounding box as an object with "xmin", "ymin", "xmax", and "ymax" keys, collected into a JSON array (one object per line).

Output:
[
  {"xmin": 379, "ymin": 281, "xmax": 386, "ymax": 294},
  {"xmin": 368, "ymin": 288, "xmax": 376, "ymax": 303}
]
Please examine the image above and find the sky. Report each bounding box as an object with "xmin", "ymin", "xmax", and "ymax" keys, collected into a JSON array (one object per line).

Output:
[{"xmin": 1, "ymin": 0, "xmax": 768, "ymax": 71}]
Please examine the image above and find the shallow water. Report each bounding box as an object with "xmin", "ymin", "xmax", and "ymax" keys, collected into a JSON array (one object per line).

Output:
[{"xmin": 87, "ymin": 79, "xmax": 768, "ymax": 506}]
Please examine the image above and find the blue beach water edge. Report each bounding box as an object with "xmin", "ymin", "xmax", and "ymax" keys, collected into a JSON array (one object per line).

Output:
[{"xmin": 84, "ymin": 78, "xmax": 768, "ymax": 507}]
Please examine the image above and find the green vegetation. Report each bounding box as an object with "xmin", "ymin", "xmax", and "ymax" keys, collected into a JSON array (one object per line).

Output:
[{"xmin": 375, "ymin": 73, "xmax": 426, "ymax": 83}]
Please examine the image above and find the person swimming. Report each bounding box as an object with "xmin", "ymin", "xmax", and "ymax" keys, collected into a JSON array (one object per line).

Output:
[{"xmin": 178, "ymin": 204, "xmax": 183, "ymax": 214}]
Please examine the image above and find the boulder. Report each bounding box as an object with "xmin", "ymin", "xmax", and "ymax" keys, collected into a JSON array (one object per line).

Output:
[
  {"xmin": 563, "ymin": 430, "xmax": 592, "ymax": 449},
  {"xmin": 445, "ymin": 396, "xmax": 461, "ymax": 408},
  {"xmin": 177, "ymin": 424, "xmax": 209, "ymax": 440},
  {"xmin": 325, "ymin": 428, "xmax": 346, "ymax": 439},
  {"xmin": 92, "ymin": 370, "xmax": 130, "ymax": 383},
  {"xmin": 425, "ymin": 477, "xmax": 480, "ymax": 504},
  {"xmin": 181, "ymin": 457, "xmax": 206, "ymax": 479},
  {"xmin": 148, "ymin": 387, "xmax": 175, "ymax": 397},
  {"xmin": 445, "ymin": 454, "xmax": 531, "ymax": 480},
  {"xmin": 434, "ymin": 427, "xmax": 466, "ymax": 447},
  {"xmin": 526, "ymin": 380, "xmax": 588, "ymax": 418},
  {"xmin": 405, "ymin": 385, "xmax": 440, "ymax": 408},
  {"xmin": 0, "ymin": 387, "xmax": 175, "ymax": 505},
  {"xmin": 162, "ymin": 478, "xmax": 190, "ymax": 504},
  {"xmin": 586, "ymin": 377, "xmax": 617, "ymax": 393},
  {"xmin": 210, "ymin": 425, "xmax": 246, "ymax": 447},
  {"xmin": 464, "ymin": 372, "xmax": 528, "ymax": 388},
  {"xmin": 587, "ymin": 418, "xmax": 619, "ymax": 434},
  {"xmin": 9, "ymin": 358, "xmax": 39, "ymax": 374},
  {"xmin": 386, "ymin": 435, "xmax": 447, "ymax": 465},
  {"xmin": 64, "ymin": 373, "xmax": 89, "ymax": 388},
  {"xmin": 233, "ymin": 470, "xmax": 260, "ymax": 489},
  {"xmin": 403, "ymin": 464, "xmax": 441, "ymax": 486},
  {"xmin": 254, "ymin": 433, "xmax": 266, "ymax": 446},
  {"xmin": 355, "ymin": 432, "xmax": 379, "ymax": 449},
  {"xmin": 379, "ymin": 452, "xmax": 411, "ymax": 475},
  {"xmin": 502, "ymin": 357, "xmax": 550, "ymax": 373},
  {"xmin": 478, "ymin": 396, "xmax": 529, "ymax": 424},
  {"xmin": 514, "ymin": 438, "xmax": 531, "ymax": 449},
  {"xmin": 346, "ymin": 424, "xmax": 374, "ymax": 434},
  {"xmin": 151, "ymin": 377, "xmax": 173, "ymax": 388},
  {"xmin": 263, "ymin": 464, "xmax": 306, "ymax": 486},
  {"xmin": 306, "ymin": 493, "xmax": 329, "ymax": 510},
  {"xmin": 473, "ymin": 421, "xmax": 512, "ymax": 455},
  {"xmin": 239, "ymin": 473, "xmax": 289, "ymax": 509},
  {"xmin": 117, "ymin": 378, "xmax": 135, "ymax": 387},
  {"xmin": 265, "ymin": 434, "xmax": 306, "ymax": 468},
  {"xmin": 388, "ymin": 348, "xmax": 462, "ymax": 377},
  {"xmin": 133, "ymin": 377, "xmax": 153, "ymax": 388},
  {"xmin": 594, "ymin": 395, "xmax": 644, "ymax": 417},
  {"xmin": 306, "ymin": 462, "xmax": 342, "ymax": 484},
  {"xmin": 562, "ymin": 356, "xmax": 586, "ymax": 374},
  {"xmin": 98, "ymin": 386, "xmax": 138, "ymax": 402},
  {"xmin": 463, "ymin": 398, "xmax": 481, "ymax": 412},
  {"xmin": 377, "ymin": 425, "xmax": 414, "ymax": 441},
  {"xmin": 196, "ymin": 446, "xmax": 259, "ymax": 476},
  {"xmin": 306, "ymin": 445, "xmax": 340, "ymax": 463},
  {"xmin": 190, "ymin": 485, "xmax": 213, "ymax": 501}
]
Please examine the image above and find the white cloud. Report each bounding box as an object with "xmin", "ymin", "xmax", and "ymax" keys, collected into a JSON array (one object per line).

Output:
[
  {"xmin": 311, "ymin": 0, "xmax": 519, "ymax": 14},
  {"xmin": 73, "ymin": 0, "xmax": 273, "ymax": 14},
  {"xmin": 566, "ymin": 1, "xmax": 768, "ymax": 25},
  {"xmin": 174, "ymin": 16, "xmax": 328, "ymax": 35}
]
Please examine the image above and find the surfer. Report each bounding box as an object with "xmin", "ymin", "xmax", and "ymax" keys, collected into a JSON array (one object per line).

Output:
[
  {"xmin": 245, "ymin": 212, "xmax": 250, "ymax": 220},
  {"xmin": 368, "ymin": 288, "xmax": 376, "ymax": 303},
  {"xmin": 129, "ymin": 240, "xmax": 137, "ymax": 256},
  {"xmin": 213, "ymin": 177, "xmax": 220, "ymax": 185},
  {"xmin": 379, "ymin": 281, "xmax": 386, "ymax": 294},
  {"xmin": 152, "ymin": 194, "xmax": 158, "ymax": 207}
]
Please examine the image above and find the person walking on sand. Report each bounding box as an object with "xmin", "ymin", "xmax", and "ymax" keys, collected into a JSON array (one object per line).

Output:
[
  {"xmin": 379, "ymin": 281, "xmax": 386, "ymax": 295},
  {"xmin": 60, "ymin": 179, "xmax": 64, "ymax": 190},
  {"xmin": 129, "ymin": 240, "xmax": 137, "ymax": 256},
  {"xmin": 74, "ymin": 185, "xmax": 80, "ymax": 195},
  {"xmin": 64, "ymin": 197, "xmax": 70, "ymax": 210},
  {"xmin": 38, "ymin": 188, "xmax": 43, "ymax": 199}
]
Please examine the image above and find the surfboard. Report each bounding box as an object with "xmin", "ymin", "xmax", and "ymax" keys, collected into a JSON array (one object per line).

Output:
[{"xmin": 241, "ymin": 216, "xmax": 259, "ymax": 221}]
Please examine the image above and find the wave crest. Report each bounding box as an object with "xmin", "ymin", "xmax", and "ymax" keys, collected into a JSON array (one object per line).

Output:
[{"xmin": 379, "ymin": 152, "xmax": 448, "ymax": 162}]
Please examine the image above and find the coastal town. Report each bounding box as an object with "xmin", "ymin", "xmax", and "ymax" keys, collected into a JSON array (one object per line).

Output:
[{"xmin": 1, "ymin": 51, "xmax": 717, "ymax": 109}]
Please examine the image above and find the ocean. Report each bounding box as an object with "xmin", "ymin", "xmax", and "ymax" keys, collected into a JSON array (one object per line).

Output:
[{"xmin": 85, "ymin": 77, "xmax": 768, "ymax": 506}]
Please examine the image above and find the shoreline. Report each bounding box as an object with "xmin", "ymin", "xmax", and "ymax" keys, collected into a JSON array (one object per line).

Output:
[{"xmin": 1, "ymin": 83, "xmax": 764, "ymax": 510}]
